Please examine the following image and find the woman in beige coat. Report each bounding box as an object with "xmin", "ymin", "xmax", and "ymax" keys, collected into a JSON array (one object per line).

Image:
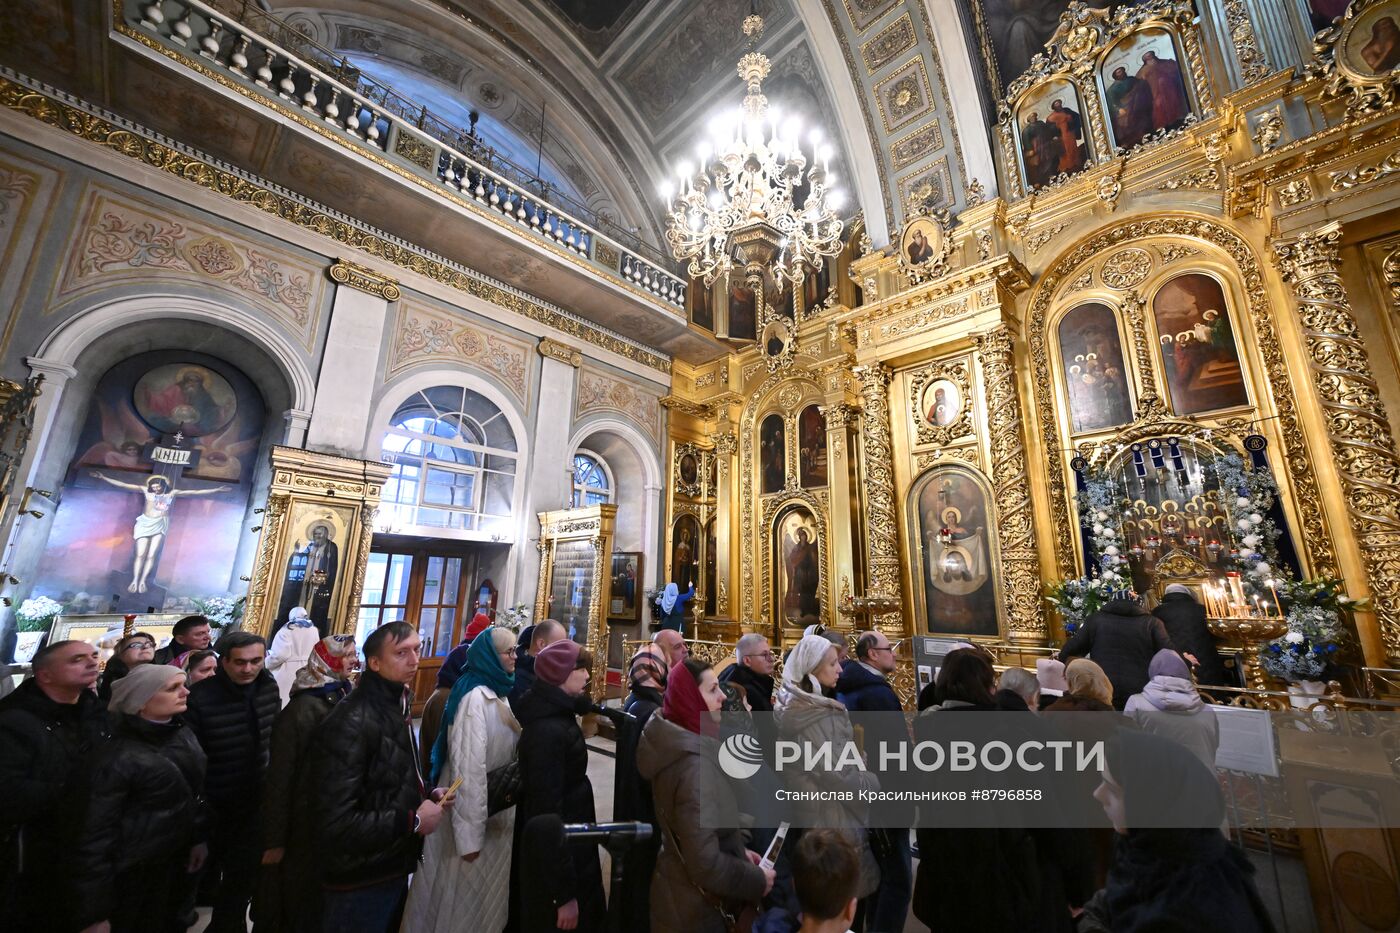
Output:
[{"xmin": 637, "ymin": 657, "xmax": 773, "ymax": 932}]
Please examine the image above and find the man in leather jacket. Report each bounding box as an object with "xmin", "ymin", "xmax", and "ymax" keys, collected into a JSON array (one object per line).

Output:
[
  {"xmin": 310, "ymin": 621, "xmax": 451, "ymax": 933},
  {"xmin": 0, "ymin": 640, "xmax": 108, "ymax": 931}
]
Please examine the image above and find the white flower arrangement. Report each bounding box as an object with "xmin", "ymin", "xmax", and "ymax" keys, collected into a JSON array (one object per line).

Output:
[
  {"xmin": 191, "ymin": 595, "xmax": 246, "ymax": 629},
  {"xmin": 15, "ymin": 595, "xmax": 64, "ymax": 632},
  {"xmin": 498, "ymin": 603, "xmax": 533, "ymax": 632}
]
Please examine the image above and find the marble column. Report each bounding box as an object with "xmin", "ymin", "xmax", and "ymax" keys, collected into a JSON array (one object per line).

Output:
[
  {"xmin": 1275, "ymin": 224, "xmax": 1400, "ymax": 666},
  {"xmin": 517, "ymin": 338, "xmax": 582, "ymax": 609},
  {"xmin": 974, "ymin": 325, "xmax": 1047, "ymax": 645},
  {"xmin": 306, "ymin": 269, "xmax": 392, "ymax": 457}
]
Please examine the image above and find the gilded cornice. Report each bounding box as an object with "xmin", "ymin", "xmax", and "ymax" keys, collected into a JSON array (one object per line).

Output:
[
  {"xmin": 328, "ymin": 258, "xmax": 402, "ymax": 301},
  {"xmin": 0, "ymin": 74, "xmax": 671, "ymax": 374},
  {"xmin": 839, "ymin": 254, "xmax": 1030, "ymax": 346}
]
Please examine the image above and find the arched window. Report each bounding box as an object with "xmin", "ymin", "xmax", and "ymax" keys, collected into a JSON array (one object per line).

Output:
[
  {"xmin": 571, "ymin": 451, "xmax": 611, "ymax": 507},
  {"xmin": 381, "ymin": 386, "xmax": 518, "ymax": 534}
]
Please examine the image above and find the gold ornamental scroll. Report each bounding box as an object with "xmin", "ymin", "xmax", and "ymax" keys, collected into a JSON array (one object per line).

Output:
[
  {"xmin": 244, "ymin": 446, "xmax": 390, "ymax": 639},
  {"xmin": 855, "ymin": 363, "xmax": 905, "ymax": 634},
  {"xmin": 1274, "ymin": 224, "xmax": 1400, "ymax": 666},
  {"xmin": 974, "ymin": 325, "xmax": 1047, "ymax": 644},
  {"xmin": 535, "ymin": 505, "xmax": 617, "ymax": 702}
]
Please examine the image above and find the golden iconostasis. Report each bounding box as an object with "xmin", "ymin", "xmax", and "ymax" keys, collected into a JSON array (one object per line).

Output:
[{"xmin": 661, "ymin": 0, "xmax": 1400, "ymax": 672}]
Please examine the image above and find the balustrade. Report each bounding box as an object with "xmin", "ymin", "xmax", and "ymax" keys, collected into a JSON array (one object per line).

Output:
[{"xmin": 124, "ymin": 0, "xmax": 686, "ymax": 309}]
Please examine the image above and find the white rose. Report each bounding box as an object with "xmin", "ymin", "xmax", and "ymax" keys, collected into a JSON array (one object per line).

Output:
[
  {"xmin": 1105, "ymin": 545, "xmax": 1120, "ymax": 556},
  {"xmin": 1243, "ymin": 534, "xmax": 1261, "ymax": 548},
  {"xmin": 1254, "ymin": 562, "xmax": 1271, "ymax": 575},
  {"xmin": 1285, "ymin": 631, "xmax": 1304, "ymax": 645},
  {"xmin": 1249, "ymin": 513, "xmax": 1263, "ymax": 525},
  {"xmin": 1101, "ymin": 527, "xmax": 1116, "ymax": 538},
  {"xmin": 1238, "ymin": 519, "xmax": 1252, "ymax": 531},
  {"xmin": 1236, "ymin": 496, "xmax": 1251, "ymax": 509},
  {"xmin": 1072, "ymin": 597, "xmax": 1084, "ymax": 608},
  {"xmin": 1093, "ymin": 524, "xmax": 1105, "ymax": 535}
]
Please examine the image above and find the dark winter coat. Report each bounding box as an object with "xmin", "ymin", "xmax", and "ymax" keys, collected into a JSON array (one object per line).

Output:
[
  {"xmin": 1058, "ymin": 600, "xmax": 1174, "ymax": 709},
  {"xmin": 311, "ymin": 670, "xmax": 425, "ymax": 887},
  {"xmin": 183, "ymin": 665, "xmax": 280, "ymax": 805},
  {"xmin": 508, "ymin": 652, "xmax": 536, "ymax": 713},
  {"xmin": 257, "ymin": 681, "xmax": 350, "ymax": 931},
  {"xmin": 0, "ymin": 679, "xmax": 109, "ymax": 929},
  {"xmin": 718, "ymin": 662, "xmax": 775, "ymax": 713},
  {"xmin": 71, "ymin": 714, "xmax": 207, "ymax": 931},
  {"xmin": 1153, "ymin": 592, "xmax": 1230, "ymax": 686},
  {"xmin": 615, "ymin": 683, "xmax": 665, "ymax": 933},
  {"xmin": 515, "ymin": 680, "xmax": 606, "ymax": 931},
  {"xmin": 834, "ymin": 659, "xmax": 902, "ymax": 712},
  {"xmin": 636, "ymin": 714, "xmax": 768, "ymax": 933}
]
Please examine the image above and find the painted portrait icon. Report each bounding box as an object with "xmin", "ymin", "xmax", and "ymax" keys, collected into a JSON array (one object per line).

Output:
[
  {"xmin": 760, "ymin": 413, "xmax": 786, "ymax": 494},
  {"xmin": 1346, "ymin": 3, "xmax": 1400, "ymax": 73},
  {"xmin": 133, "ymin": 363, "xmax": 237, "ymax": 437},
  {"xmin": 777, "ymin": 507, "xmax": 821, "ymax": 627},
  {"xmin": 1153, "ymin": 273, "xmax": 1250, "ymax": 415},
  {"xmin": 679, "ymin": 452, "xmax": 699, "ymax": 486},
  {"xmin": 901, "ymin": 218, "xmax": 943, "ymax": 268},
  {"xmin": 1058, "ymin": 302, "xmax": 1134, "ymax": 433},
  {"xmin": 921, "ymin": 379, "xmax": 963, "ymax": 428},
  {"xmin": 798, "ymin": 405, "xmax": 828, "ymax": 488},
  {"xmin": 1017, "ymin": 78, "xmax": 1089, "ymax": 189},
  {"xmin": 672, "ymin": 515, "xmax": 701, "ymax": 593},
  {"xmin": 1102, "ymin": 29, "xmax": 1192, "ymax": 150},
  {"xmin": 915, "ymin": 468, "xmax": 999, "ymax": 637}
]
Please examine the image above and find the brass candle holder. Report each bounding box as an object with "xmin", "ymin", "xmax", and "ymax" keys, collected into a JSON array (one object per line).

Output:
[
  {"xmin": 838, "ymin": 594, "xmax": 903, "ymax": 633},
  {"xmin": 1206, "ymin": 614, "xmax": 1288, "ymax": 692}
]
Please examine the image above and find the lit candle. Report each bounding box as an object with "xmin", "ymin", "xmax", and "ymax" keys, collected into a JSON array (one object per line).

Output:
[{"xmin": 1268, "ymin": 579, "xmax": 1282, "ymax": 619}]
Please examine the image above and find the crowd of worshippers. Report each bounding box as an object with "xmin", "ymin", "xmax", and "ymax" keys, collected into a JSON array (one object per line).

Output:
[{"xmin": 0, "ymin": 584, "xmax": 1276, "ymax": 933}]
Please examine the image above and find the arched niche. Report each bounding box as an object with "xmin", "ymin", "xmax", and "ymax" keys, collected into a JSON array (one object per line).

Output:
[{"xmin": 17, "ymin": 316, "xmax": 295, "ymax": 613}]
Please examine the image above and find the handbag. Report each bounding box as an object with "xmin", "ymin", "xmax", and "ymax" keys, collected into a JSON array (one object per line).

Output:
[
  {"xmin": 662, "ymin": 822, "xmax": 760, "ymax": 933},
  {"xmin": 485, "ymin": 696, "xmax": 523, "ymax": 816},
  {"xmin": 485, "ymin": 758, "xmax": 522, "ymax": 815}
]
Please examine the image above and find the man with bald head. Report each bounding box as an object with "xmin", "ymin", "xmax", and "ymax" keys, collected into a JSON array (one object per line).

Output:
[
  {"xmin": 652, "ymin": 627, "xmax": 688, "ymax": 670},
  {"xmin": 0, "ymin": 640, "xmax": 109, "ymax": 927},
  {"xmin": 510, "ymin": 619, "xmax": 567, "ymax": 711}
]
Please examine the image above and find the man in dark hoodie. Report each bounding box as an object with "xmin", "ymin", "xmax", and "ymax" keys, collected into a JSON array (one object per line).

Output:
[
  {"xmin": 508, "ymin": 619, "xmax": 564, "ymax": 712},
  {"xmin": 718, "ymin": 632, "xmax": 776, "ymax": 712},
  {"xmin": 1059, "ymin": 596, "xmax": 1175, "ymax": 709},
  {"xmin": 835, "ymin": 630, "xmax": 910, "ymax": 933},
  {"xmin": 0, "ymin": 640, "xmax": 108, "ymax": 931},
  {"xmin": 310, "ymin": 621, "xmax": 450, "ymax": 932},
  {"xmin": 183, "ymin": 631, "xmax": 280, "ymax": 933}
]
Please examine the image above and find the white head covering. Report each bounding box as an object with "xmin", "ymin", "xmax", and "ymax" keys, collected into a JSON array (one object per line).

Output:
[
  {"xmin": 1164, "ymin": 583, "xmax": 1194, "ymax": 598},
  {"xmin": 659, "ymin": 583, "xmax": 680, "ymax": 614},
  {"xmin": 784, "ymin": 633, "xmax": 837, "ymax": 695},
  {"xmin": 287, "ymin": 606, "xmax": 313, "ymax": 628},
  {"xmin": 108, "ymin": 663, "xmax": 184, "ymax": 716}
]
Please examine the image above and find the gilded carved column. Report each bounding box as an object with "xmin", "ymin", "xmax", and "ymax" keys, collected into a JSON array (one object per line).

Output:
[
  {"xmin": 711, "ymin": 431, "xmax": 737, "ymax": 621},
  {"xmin": 820, "ymin": 403, "xmax": 860, "ymax": 629},
  {"xmin": 1275, "ymin": 224, "xmax": 1400, "ymax": 665},
  {"xmin": 854, "ymin": 364, "xmax": 903, "ymax": 633},
  {"xmin": 974, "ymin": 325, "xmax": 1047, "ymax": 644}
]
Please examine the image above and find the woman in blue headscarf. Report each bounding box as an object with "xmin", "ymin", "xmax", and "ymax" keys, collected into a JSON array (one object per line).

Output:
[
  {"xmin": 655, "ymin": 581, "xmax": 695, "ymax": 634},
  {"xmin": 403, "ymin": 626, "xmax": 520, "ymax": 933}
]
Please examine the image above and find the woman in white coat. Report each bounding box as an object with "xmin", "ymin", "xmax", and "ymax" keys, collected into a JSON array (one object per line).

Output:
[
  {"xmin": 402, "ymin": 626, "xmax": 520, "ymax": 933},
  {"xmin": 266, "ymin": 607, "xmax": 319, "ymax": 706}
]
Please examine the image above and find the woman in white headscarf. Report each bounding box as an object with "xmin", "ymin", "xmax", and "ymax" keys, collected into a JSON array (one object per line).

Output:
[
  {"xmin": 654, "ymin": 581, "xmax": 695, "ymax": 634},
  {"xmin": 266, "ymin": 607, "xmax": 319, "ymax": 707},
  {"xmin": 773, "ymin": 634, "xmax": 881, "ymax": 903}
]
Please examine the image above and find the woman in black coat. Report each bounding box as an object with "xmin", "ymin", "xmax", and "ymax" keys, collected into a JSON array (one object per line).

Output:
[
  {"xmin": 72, "ymin": 664, "xmax": 207, "ymax": 933},
  {"xmin": 514, "ymin": 639, "xmax": 606, "ymax": 932},
  {"xmin": 1094, "ymin": 729, "xmax": 1275, "ymax": 932}
]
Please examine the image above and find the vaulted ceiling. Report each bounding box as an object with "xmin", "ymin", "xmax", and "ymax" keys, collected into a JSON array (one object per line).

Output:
[{"xmin": 269, "ymin": 0, "xmax": 1010, "ymax": 249}]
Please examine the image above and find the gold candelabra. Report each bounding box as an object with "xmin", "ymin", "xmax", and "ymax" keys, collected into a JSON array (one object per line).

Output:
[{"xmin": 1202, "ymin": 572, "xmax": 1287, "ymax": 691}]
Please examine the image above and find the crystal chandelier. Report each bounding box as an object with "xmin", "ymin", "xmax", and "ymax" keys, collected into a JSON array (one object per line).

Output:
[{"xmin": 660, "ymin": 11, "xmax": 844, "ymax": 313}]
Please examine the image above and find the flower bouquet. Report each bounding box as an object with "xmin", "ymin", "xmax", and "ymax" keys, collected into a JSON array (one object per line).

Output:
[
  {"xmin": 14, "ymin": 595, "xmax": 64, "ymax": 664},
  {"xmin": 1261, "ymin": 577, "xmax": 1363, "ymax": 684},
  {"xmin": 192, "ymin": 595, "xmax": 246, "ymax": 630}
]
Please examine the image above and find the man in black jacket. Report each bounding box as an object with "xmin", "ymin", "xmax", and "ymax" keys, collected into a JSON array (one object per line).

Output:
[
  {"xmin": 718, "ymin": 632, "xmax": 776, "ymax": 712},
  {"xmin": 1058, "ymin": 597, "xmax": 1175, "ymax": 709},
  {"xmin": 508, "ymin": 618, "xmax": 565, "ymax": 712},
  {"xmin": 184, "ymin": 631, "xmax": 279, "ymax": 933},
  {"xmin": 311, "ymin": 621, "xmax": 448, "ymax": 933},
  {"xmin": 1155, "ymin": 584, "xmax": 1230, "ymax": 686},
  {"xmin": 0, "ymin": 640, "xmax": 108, "ymax": 931},
  {"xmin": 153, "ymin": 614, "xmax": 213, "ymax": 666}
]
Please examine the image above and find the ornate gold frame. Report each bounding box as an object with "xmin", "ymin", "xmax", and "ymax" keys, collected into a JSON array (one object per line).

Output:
[
  {"xmin": 243, "ymin": 447, "xmax": 390, "ymax": 638},
  {"xmin": 765, "ymin": 492, "xmax": 832, "ymax": 638},
  {"xmin": 1307, "ymin": 0, "xmax": 1400, "ymax": 118},
  {"xmin": 533, "ymin": 504, "xmax": 616, "ymax": 702},
  {"xmin": 908, "ymin": 356, "xmax": 975, "ymax": 447}
]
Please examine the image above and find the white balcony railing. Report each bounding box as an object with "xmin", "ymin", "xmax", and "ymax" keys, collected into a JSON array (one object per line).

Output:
[{"xmin": 122, "ymin": 0, "xmax": 688, "ymax": 309}]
